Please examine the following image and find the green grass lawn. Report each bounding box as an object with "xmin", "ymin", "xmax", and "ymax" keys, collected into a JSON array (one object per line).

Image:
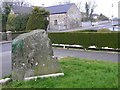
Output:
[{"xmin": 3, "ymin": 57, "xmax": 118, "ymax": 88}]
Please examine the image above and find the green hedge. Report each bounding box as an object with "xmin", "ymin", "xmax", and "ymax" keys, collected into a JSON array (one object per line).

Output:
[
  {"xmin": 11, "ymin": 31, "xmax": 120, "ymax": 49},
  {"xmin": 48, "ymin": 32, "xmax": 120, "ymax": 49}
]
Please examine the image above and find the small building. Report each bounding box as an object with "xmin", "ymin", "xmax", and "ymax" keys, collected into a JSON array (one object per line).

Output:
[
  {"xmin": 10, "ymin": 3, "xmax": 82, "ymax": 30},
  {"xmin": 92, "ymin": 13, "xmax": 99, "ymax": 19},
  {"xmin": 46, "ymin": 3, "xmax": 82, "ymax": 30}
]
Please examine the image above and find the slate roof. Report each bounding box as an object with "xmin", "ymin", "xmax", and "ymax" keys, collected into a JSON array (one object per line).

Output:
[
  {"xmin": 92, "ymin": 13, "xmax": 99, "ymax": 17},
  {"xmin": 12, "ymin": 5, "xmax": 33, "ymax": 14},
  {"xmin": 11, "ymin": 3, "xmax": 75, "ymax": 15},
  {"xmin": 45, "ymin": 3, "xmax": 75, "ymax": 14}
]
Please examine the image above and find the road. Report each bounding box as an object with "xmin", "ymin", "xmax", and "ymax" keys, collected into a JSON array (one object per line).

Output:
[
  {"xmin": 53, "ymin": 48, "xmax": 119, "ymax": 62},
  {"xmin": 48, "ymin": 21, "xmax": 119, "ymax": 32},
  {"xmin": 0, "ymin": 42, "xmax": 12, "ymax": 78}
]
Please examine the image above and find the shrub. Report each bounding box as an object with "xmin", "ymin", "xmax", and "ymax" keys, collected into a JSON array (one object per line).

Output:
[
  {"xmin": 26, "ymin": 7, "xmax": 49, "ymax": 31},
  {"xmin": 97, "ymin": 28, "xmax": 111, "ymax": 32},
  {"xmin": 6, "ymin": 14, "xmax": 29, "ymax": 31},
  {"xmin": 14, "ymin": 14, "xmax": 29, "ymax": 31},
  {"xmin": 1, "ymin": 32, "xmax": 7, "ymax": 41},
  {"xmin": 6, "ymin": 14, "xmax": 16, "ymax": 31}
]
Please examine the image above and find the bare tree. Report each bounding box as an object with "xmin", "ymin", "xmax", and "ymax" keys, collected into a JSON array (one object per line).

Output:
[
  {"xmin": 84, "ymin": 1, "xmax": 97, "ymax": 23},
  {"xmin": 76, "ymin": 1, "xmax": 84, "ymax": 13},
  {"xmin": 16, "ymin": 0, "xmax": 30, "ymax": 7},
  {"xmin": 54, "ymin": 0, "xmax": 71, "ymax": 5},
  {"xmin": 2, "ymin": 0, "xmax": 30, "ymax": 8}
]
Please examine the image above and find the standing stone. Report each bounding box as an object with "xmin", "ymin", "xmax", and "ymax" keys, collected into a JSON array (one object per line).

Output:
[{"xmin": 12, "ymin": 30, "xmax": 62, "ymax": 80}]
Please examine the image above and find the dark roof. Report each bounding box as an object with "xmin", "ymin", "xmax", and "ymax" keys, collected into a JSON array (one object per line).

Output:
[
  {"xmin": 11, "ymin": 3, "xmax": 75, "ymax": 15},
  {"xmin": 45, "ymin": 3, "xmax": 75, "ymax": 14},
  {"xmin": 92, "ymin": 13, "xmax": 99, "ymax": 16},
  {"xmin": 12, "ymin": 5, "xmax": 33, "ymax": 14}
]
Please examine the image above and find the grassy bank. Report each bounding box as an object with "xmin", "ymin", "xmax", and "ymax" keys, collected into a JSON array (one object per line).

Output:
[{"xmin": 3, "ymin": 57, "xmax": 118, "ymax": 88}]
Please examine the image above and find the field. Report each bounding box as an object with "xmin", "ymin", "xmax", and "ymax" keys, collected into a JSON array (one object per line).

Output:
[{"xmin": 3, "ymin": 57, "xmax": 118, "ymax": 88}]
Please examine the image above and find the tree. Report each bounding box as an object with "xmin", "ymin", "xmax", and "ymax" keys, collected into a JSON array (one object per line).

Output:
[
  {"xmin": 0, "ymin": 14, "xmax": 2, "ymax": 32},
  {"xmin": 98, "ymin": 13, "xmax": 109, "ymax": 21},
  {"xmin": 85, "ymin": 2, "xmax": 90, "ymax": 21},
  {"xmin": 26, "ymin": 7, "xmax": 50, "ymax": 31},
  {"xmin": 2, "ymin": 4, "xmax": 11, "ymax": 32},
  {"xmin": 85, "ymin": 1, "xmax": 97, "ymax": 23},
  {"xmin": 7, "ymin": 14, "xmax": 29, "ymax": 31},
  {"xmin": 2, "ymin": 0, "xmax": 30, "ymax": 7},
  {"xmin": 15, "ymin": 0, "xmax": 30, "ymax": 7},
  {"xmin": 54, "ymin": 0, "xmax": 71, "ymax": 5},
  {"xmin": 6, "ymin": 14, "xmax": 16, "ymax": 31},
  {"xmin": 15, "ymin": 14, "xmax": 29, "ymax": 31}
]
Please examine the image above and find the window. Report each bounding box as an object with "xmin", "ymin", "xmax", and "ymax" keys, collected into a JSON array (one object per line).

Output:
[{"xmin": 54, "ymin": 20, "xmax": 57, "ymax": 25}]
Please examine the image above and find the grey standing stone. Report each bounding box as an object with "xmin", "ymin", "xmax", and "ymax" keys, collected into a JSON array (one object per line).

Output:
[{"xmin": 12, "ymin": 30, "xmax": 62, "ymax": 80}]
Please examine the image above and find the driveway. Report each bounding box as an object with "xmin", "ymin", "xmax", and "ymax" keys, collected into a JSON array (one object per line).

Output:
[{"xmin": 53, "ymin": 48, "xmax": 119, "ymax": 62}]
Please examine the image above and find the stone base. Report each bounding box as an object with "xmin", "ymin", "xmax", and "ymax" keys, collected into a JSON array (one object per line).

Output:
[
  {"xmin": 0, "ymin": 78, "xmax": 11, "ymax": 85},
  {"xmin": 24, "ymin": 73, "xmax": 64, "ymax": 81}
]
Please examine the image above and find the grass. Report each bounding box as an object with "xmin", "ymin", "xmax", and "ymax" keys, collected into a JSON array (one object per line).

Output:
[{"xmin": 3, "ymin": 57, "xmax": 118, "ymax": 88}]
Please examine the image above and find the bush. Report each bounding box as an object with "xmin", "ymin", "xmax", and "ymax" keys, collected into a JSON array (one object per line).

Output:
[
  {"xmin": 14, "ymin": 14, "xmax": 29, "ymax": 31},
  {"xmin": 26, "ymin": 7, "xmax": 49, "ymax": 31},
  {"xmin": 97, "ymin": 28, "xmax": 111, "ymax": 32},
  {"xmin": 6, "ymin": 14, "xmax": 15, "ymax": 31},
  {"xmin": 48, "ymin": 32, "xmax": 120, "ymax": 49},
  {"xmin": 6, "ymin": 14, "xmax": 29, "ymax": 31},
  {"xmin": 1, "ymin": 32, "xmax": 7, "ymax": 41}
]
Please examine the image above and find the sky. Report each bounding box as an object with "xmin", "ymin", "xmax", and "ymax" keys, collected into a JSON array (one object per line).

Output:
[
  {"xmin": 26, "ymin": 0, "xmax": 119, "ymax": 18},
  {"xmin": 1, "ymin": 0, "xmax": 120, "ymax": 18}
]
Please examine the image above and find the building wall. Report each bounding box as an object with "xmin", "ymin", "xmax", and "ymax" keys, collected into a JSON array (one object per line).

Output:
[
  {"xmin": 48, "ymin": 13, "xmax": 67, "ymax": 30},
  {"xmin": 48, "ymin": 4, "xmax": 82, "ymax": 30},
  {"xmin": 67, "ymin": 4, "xmax": 82, "ymax": 29}
]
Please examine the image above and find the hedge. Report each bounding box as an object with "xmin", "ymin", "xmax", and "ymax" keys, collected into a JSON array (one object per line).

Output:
[
  {"xmin": 48, "ymin": 32, "xmax": 120, "ymax": 49},
  {"xmin": 11, "ymin": 31, "xmax": 120, "ymax": 49}
]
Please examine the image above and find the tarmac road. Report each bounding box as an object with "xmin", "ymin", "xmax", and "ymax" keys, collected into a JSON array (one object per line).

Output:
[{"xmin": 53, "ymin": 48, "xmax": 119, "ymax": 62}]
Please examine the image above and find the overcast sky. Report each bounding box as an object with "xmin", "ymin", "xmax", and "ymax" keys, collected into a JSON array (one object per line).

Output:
[
  {"xmin": 1, "ymin": 0, "xmax": 120, "ymax": 18},
  {"xmin": 26, "ymin": 0, "xmax": 119, "ymax": 18}
]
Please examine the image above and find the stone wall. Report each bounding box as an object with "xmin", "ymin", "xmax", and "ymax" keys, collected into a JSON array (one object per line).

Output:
[
  {"xmin": 48, "ymin": 14, "xmax": 67, "ymax": 30},
  {"xmin": 48, "ymin": 4, "xmax": 82, "ymax": 30},
  {"xmin": 67, "ymin": 4, "xmax": 82, "ymax": 29}
]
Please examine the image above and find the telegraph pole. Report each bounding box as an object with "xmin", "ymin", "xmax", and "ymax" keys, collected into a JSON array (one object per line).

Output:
[{"xmin": 111, "ymin": 3, "xmax": 114, "ymax": 31}]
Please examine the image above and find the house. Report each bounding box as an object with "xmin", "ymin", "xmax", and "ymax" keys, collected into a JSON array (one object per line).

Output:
[
  {"xmin": 46, "ymin": 3, "xmax": 82, "ymax": 30},
  {"xmin": 10, "ymin": 3, "xmax": 82, "ymax": 30},
  {"xmin": 92, "ymin": 13, "xmax": 99, "ymax": 19},
  {"xmin": 10, "ymin": 5, "xmax": 33, "ymax": 15}
]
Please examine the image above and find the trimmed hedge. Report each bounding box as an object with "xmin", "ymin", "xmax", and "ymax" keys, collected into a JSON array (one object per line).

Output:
[
  {"xmin": 12, "ymin": 31, "xmax": 28, "ymax": 39},
  {"xmin": 48, "ymin": 32, "xmax": 120, "ymax": 49},
  {"xmin": 11, "ymin": 31, "xmax": 120, "ymax": 49}
]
